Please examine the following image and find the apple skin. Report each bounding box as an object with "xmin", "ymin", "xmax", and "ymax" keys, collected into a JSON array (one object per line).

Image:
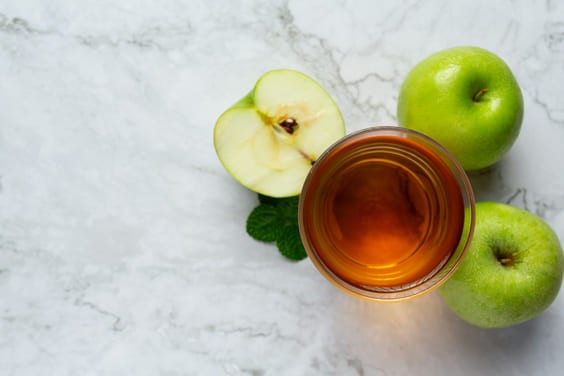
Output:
[
  {"xmin": 397, "ymin": 46, "xmax": 524, "ymax": 171},
  {"xmin": 439, "ymin": 202, "xmax": 564, "ymax": 328}
]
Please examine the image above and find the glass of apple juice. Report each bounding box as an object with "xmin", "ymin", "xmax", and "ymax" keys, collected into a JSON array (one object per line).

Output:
[{"xmin": 298, "ymin": 126, "xmax": 475, "ymax": 302}]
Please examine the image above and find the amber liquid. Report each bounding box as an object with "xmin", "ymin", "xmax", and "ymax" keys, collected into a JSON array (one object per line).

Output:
[{"xmin": 301, "ymin": 134, "xmax": 465, "ymax": 291}]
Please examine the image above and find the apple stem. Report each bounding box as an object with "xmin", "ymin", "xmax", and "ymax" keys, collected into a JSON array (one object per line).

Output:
[
  {"xmin": 494, "ymin": 246, "xmax": 518, "ymax": 267},
  {"xmin": 473, "ymin": 88, "xmax": 489, "ymax": 102},
  {"xmin": 298, "ymin": 149, "xmax": 315, "ymax": 165}
]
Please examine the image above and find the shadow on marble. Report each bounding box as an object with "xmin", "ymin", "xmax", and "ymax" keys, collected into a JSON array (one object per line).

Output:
[
  {"xmin": 466, "ymin": 163, "xmax": 510, "ymax": 203},
  {"xmin": 321, "ymin": 290, "xmax": 549, "ymax": 373}
]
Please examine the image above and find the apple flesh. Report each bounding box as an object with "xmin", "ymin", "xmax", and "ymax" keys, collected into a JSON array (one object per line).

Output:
[
  {"xmin": 439, "ymin": 202, "xmax": 564, "ymax": 328},
  {"xmin": 397, "ymin": 46, "xmax": 524, "ymax": 171},
  {"xmin": 214, "ymin": 69, "xmax": 346, "ymax": 197}
]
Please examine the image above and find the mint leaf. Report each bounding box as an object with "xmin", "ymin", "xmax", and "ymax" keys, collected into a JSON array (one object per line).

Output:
[
  {"xmin": 276, "ymin": 225, "xmax": 307, "ymax": 261},
  {"xmin": 247, "ymin": 194, "xmax": 307, "ymax": 261},
  {"xmin": 277, "ymin": 196, "xmax": 300, "ymax": 226},
  {"xmin": 246, "ymin": 204, "xmax": 280, "ymax": 242},
  {"xmin": 258, "ymin": 194, "xmax": 280, "ymax": 206}
]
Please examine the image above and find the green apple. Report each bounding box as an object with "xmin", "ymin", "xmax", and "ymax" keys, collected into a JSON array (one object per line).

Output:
[
  {"xmin": 397, "ymin": 46, "xmax": 524, "ymax": 171},
  {"xmin": 214, "ymin": 69, "xmax": 346, "ymax": 197},
  {"xmin": 439, "ymin": 202, "xmax": 564, "ymax": 328}
]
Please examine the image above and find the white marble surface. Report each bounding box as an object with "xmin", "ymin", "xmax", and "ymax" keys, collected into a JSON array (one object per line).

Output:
[{"xmin": 1, "ymin": 0, "xmax": 564, "ymax": 375}]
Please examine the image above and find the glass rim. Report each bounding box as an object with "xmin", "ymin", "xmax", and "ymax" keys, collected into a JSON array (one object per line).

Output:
[{"xmin": 298, "ymin": 126, "xmax": 476, "ymax": 302}]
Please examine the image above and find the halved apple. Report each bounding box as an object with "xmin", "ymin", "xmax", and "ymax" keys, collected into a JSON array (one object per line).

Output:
[{"xmin": 214, "ymin": 69, "xmax": 346, "ymax": 197}]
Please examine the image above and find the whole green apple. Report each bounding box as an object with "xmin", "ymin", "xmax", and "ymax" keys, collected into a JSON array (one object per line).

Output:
[
  {"xmin": 439, "ymin": 202, "xmax": 564, "ymax": 328},
  {"xmin": 397, "ymin": 46, "xmax": 524, "ymax": 171}
]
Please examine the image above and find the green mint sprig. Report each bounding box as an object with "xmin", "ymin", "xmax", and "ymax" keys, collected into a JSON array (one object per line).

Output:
[{"xmin": 246, "ymin": 194, "xmax": 307, "ymax": 261}]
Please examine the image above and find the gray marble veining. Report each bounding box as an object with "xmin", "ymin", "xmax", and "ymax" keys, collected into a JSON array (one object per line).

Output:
[{"xmin": 1, "ymin": 0, "xmax": 564, "ymax": 375}]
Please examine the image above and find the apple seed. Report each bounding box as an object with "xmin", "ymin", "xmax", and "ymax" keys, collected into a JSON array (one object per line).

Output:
[{"xmin": 279, "ymin": 118, "xmax": 298, "ymax": 134}]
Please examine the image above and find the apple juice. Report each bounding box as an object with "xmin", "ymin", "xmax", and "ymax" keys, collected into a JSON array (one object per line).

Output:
[{"xmin": 299, "ymin": 127, "xmax": 475, "ymax": 301}]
